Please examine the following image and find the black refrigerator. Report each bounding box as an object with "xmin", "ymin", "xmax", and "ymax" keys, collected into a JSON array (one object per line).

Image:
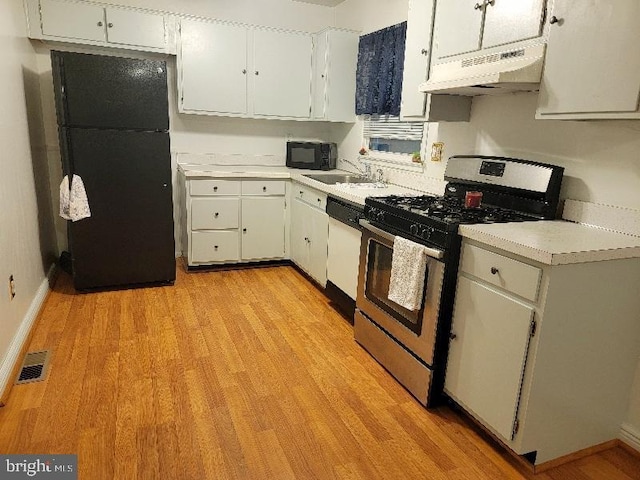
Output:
[{"xmin": 52, "ymin": 51, "xmax": 175, "ymax": 290}]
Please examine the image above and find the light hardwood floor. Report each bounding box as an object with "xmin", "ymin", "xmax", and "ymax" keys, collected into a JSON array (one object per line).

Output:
[{"xmin": 1, "ymin": 264, "xmax": 639, "ymax": 479}]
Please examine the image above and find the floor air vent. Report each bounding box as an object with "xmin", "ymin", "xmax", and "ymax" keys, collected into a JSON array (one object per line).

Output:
[{"xmin": 16, "ymin": 350, "xmax": 50, "ymax": 384}]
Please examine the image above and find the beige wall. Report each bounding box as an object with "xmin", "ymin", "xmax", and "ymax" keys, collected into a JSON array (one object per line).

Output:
[{"xmin": 0, "ymin": 0, "xmax": 57, "ymax": 389}]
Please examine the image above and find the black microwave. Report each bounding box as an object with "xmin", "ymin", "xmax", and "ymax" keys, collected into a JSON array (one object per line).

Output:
[{"xmin": 286, "ymin": 141, "xmax": 337, "ymax": 170}]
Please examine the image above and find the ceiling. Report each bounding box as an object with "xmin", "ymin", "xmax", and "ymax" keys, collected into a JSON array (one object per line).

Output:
[{"xmin": 292, "ymin": 0, "xmax": 345, "ymax": 6}]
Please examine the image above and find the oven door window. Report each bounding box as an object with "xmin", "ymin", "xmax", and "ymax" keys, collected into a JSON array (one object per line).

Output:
[{"xmin": 365, "ymin": 239, "xmax": 424, "ymax": 334}]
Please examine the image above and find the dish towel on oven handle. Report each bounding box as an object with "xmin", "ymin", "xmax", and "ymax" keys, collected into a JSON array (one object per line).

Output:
[
  {"xmin": 388, "ymin": 236, "xmax": 428, "ymax": 311},
  {"xmin": 59, "ymin": 174, "xmax": 91, "ymax": 222}
]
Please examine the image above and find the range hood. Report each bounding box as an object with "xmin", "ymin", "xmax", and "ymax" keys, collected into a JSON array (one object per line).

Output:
[{"xmin": 420, "ymin": 44, "xmax": 546, "ymax": 96}]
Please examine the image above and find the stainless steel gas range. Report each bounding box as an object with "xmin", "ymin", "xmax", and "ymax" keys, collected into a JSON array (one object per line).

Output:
[{"xmin": 354, "ymin": 155, "xmax": 564, "ymax": 408}]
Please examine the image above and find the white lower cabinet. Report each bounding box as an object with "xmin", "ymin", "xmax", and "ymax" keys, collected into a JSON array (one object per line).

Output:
[
  {"xmin": 445, "ymin": 240, "xmax": 640, "ymax": 465},
  {"xmin": 290, "ymin": 184, "xmax": 328, "ymax": 286},
  {"xmin": 183, "ymin": 178, "xmax": 286, "ymax": 266}
]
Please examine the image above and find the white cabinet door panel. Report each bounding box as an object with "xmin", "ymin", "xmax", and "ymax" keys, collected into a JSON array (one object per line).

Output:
[
  {"xmin": 400, "ymin": 0, "xmax": 435, "ymax": 119},
  {"xmin": 537, "ymin": 0, "xmax": 640, "ymax": 115},
  {"xmin": 40, "ymin": 0, "xmax": 106, "ymax": 42},
  {"xmin": 307, "ymin": 205, "xmax": 329, "ymax": 287},
  {"xmin": 241, "ymin": 197, "xmax": 285, "ymax": 260},
  {"xmin": 446, "ymin": 277, "xmax": 533, "ymax": 440},
  {"xmin": 180, "ymin": 20, "xmax": 248, "ymax": 114},
  {"xmin": 312, "ymin": 31, "xmax": 328, "ymax": 119},
  {"xmin": 106, "ymin": 8, "xmax": 165, "ymax": 49},
  {"xmin": 482, "ymin": 0, "xmax": 545, "ymax": 49},
  {"xmin": 433, "ymin": 0, "xmax": 483, "ymax": 59},
  {"xmin": 253, "ymin": 29, "xmax": 312, "ymax": 118},
  {"xmin": 291, "ymin": 198, "xmax": 308, "ymax": 268}
]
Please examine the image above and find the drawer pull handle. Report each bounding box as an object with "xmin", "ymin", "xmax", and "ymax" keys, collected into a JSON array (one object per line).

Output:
[
  {"xmin": 263, "ymin": 186, "xmax": 267, "ymax": 192},
  {"xmin": 214, "ymin": 212, "xmax": 219, "ymax": 218},
  {"xmin": 490, "ymin": 267, "xmax": 499, "ymax": 275},
  {"xmin": 317, "ymin": 198, "xmax": 321, "ymax": 203},
  {"xmin": 299, "ymin": 190, "xmax": 303, "ymax": 195},
  {"xmin": 213, "ymin": 186, "xmax": 218, "ymax": 192},
  {"xmin": 243, "ymin": 228, "xmax": 247, "ymax": 233},
  {"xmin": 214, "ymin": 245, "xmax": 218, "ymax": 250}
]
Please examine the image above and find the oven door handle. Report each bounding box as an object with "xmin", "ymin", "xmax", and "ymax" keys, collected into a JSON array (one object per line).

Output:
[{"xmin": 359, "ymin": 219, "xmax": 444, "ymax": 260}]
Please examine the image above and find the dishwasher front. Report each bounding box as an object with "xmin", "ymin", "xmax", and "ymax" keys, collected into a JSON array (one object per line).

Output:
[{"xmin": 326, "ymin": 196, "xmax": 364, "ymax": 319}]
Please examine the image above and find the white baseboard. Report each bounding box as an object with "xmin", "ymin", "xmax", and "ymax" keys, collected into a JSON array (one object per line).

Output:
[
  {"xmin": 0, "ymin": 264, "xmax": 56, "ymax": 397},
  {"xmin": 620, "ymin": 422, "xmax": 640, "ymax": 453}
]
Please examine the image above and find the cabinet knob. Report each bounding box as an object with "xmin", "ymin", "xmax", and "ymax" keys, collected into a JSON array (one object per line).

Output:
[
  {"xmin": 214, "ymin": 212, "xmax": 219, "ymax": 218},
  {"xmin": 255, "ymin": 71, "xmax": 259, "ymax": 76},
  {"xmin": 321, "ymin": 74, "xmax": 325, "ymax": 78},
  {"xmin": 304, "ymin": 237, "xmax": 308, "ymax": 241},
  {"xmin": 97, "ymin": 21, "xmax": 103, "ymax": 26},
  {"xmin": 242, "ymin": 69, "xmax": 247, "ymax": 74},
  {"xmin": 243, "ymin": 228, "xmax": 247, "ymax": 232},
  {"xmin": 421, "ymin": 48, "xmax": 428, "ymax": 55},
  {"xmin": 214, "ymin": 245, "xmax": 218, "ymax": 250},
  {"xmin": 108, "ymin": 22, "xmax": 113, "ymax": 28},
  {"xmin": 450, "ymin": 333, "xmax": 457, "ymax": 340},
  {"xmin": 213, "ymin": 186, "xmax": 218, "ymax": 192},
  {"xmin": 490, "ymin": 267, "xmax": 499, "ymax": 275},
  {"xmin": 263, "ymin": 186, "xmax": 267, "ymax": 192},
  {"xmin": 549, "ymin": 15, "xmax": 560, "ymax": 25},
  {"xmin": 299, "ymin": 190, "xmax": 303, "ymax": 195},
  {"xmin": 317, "ymin": 198, "xmax": 321, "ymax": 203}
]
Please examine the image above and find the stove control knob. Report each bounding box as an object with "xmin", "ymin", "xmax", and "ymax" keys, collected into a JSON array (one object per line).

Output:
[
  {"xmin": 420, "ymin": 227, "xmax": 434, "ymax": 239},
  {"xmin": 376, "ymin": 210, "xmax": 385, "ymax": 222},
  {"xmin": 409, "ymin": 224, "xmax": 419, "ymax": 236}
]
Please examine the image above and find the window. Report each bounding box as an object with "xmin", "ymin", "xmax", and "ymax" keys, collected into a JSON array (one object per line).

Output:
[{"xmin": 362, "ymin": 115, "xmax": 424, "ymax": 168}]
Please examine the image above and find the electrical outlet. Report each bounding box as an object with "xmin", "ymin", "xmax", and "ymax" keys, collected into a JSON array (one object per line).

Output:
[
  {"xmin": 9, "ymin": 275, "xmax": 15, "ymax": 300},
  {"xmin": 431, "ymin": 142, "xmax": 444, "ymax": 162}
]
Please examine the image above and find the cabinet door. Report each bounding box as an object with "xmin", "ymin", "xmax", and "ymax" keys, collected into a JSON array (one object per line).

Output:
[
  {"xmin": 40, "ymin": 0, "xmax": 106, "ymax": 42},
  {"xmin": 537, "ymin": 0, "xmax": 640, "ymax": 116},
  {"xmin": 307, "ymin": 206, "xmax": 329, "ymax": 287},
  {"xmin": 481, "ymin": 0, "xmax": 545, "ymax": 50},
  {"xmin": 433, "ymin": 0, "xmax": 483, "ymax": 59},
  {"xmin": 312, "ymin": 31, "xmax": 329, "ymax": 120},
  {"xmin": 105, "ymin": 8, "xmax": 166, "ymax": 49},
  {"xmin": 179, "ymin": 20, "xmax": 248, "ymax": 114},
  {"xmin": 290, "ymin": 198, "xmax": 308, "ymax": 269},
  {"xmin": 445, "ymin": 277, "xmax": 534, "ymax": 441},
  {"xmin": 400, "ymin": 0, "xmax": 435, "ymax": 119},
  {"xmin": 241, "ymin": 197, "xmax": 285, "ymax": 260},
  {"xmin": 253, "ymin": 29, "xmax": 313, "ymax": 118}
]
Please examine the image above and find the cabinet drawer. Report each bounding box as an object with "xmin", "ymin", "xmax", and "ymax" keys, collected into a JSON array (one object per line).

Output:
[
  {"xmin": 190, "ymin": 179, "xmax": 241, "ymax": 196},
  {"xmin": 191, "ymin": 198, "xmax": 239, "ymax": 230},
  {"xmin": 460, "ymin": 243, "xmax": 541, "ymax": 302},
  {"xmin": 241, "ymin": 180, "xmax": 285, "ymax": 196},
  {"xmin": 191, "ymin": 231, "xmax": 239, "ymax": 263},
  {"xmin": 293, "ymin": 183, "xmax": 327, "ymax": 210}
]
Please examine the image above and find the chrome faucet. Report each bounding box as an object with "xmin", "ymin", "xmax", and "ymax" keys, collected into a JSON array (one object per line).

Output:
[{"xmin": 376, "ymin": 168, "xmax": 385, "ymax": 184}]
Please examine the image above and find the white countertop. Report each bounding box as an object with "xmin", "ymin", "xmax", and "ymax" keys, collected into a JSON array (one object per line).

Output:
[
  {"xmin": 459, "ymin": 220, "xmax": 640, "ymax": 265},
  {"xmin": 179, "ymin": 164, "xmax": 424, "ymax": 205}
]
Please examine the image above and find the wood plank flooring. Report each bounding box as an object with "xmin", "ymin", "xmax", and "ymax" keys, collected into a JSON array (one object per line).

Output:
[{"xmin": 1, "ymin": 263, "xmax": 638, "ymax": 479}]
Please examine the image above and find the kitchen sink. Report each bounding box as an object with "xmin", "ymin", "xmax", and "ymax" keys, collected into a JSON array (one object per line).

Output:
[{"xmin": 303, "ymin": 173, "xmax": 371, "ymax": 184}]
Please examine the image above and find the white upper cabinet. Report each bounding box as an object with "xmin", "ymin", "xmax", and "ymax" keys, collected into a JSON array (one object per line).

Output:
[
  {"xmin": 536, "ymin": 0, "xmax": 640, "ymax": 120},
  {"xmin": 179, "ymin": 19, "xmax": 313, "ymax": 119},
  {"xmin": 179, "ymin": 20, "xmax": 249, "ymax": 115},
  {"xmin": 400, "ymin": 0, "xmax": 471, "ymax": 121},
  {"xmin": 433, "ymin": 0, "xmax": 546, "ymax": 60},
  {"xmin": 29, "ymin": 0, "xmax": 171, "ymax": 53},
  {"xmin": 311, "ymin": 29, "xmax": 359, "ymax": 122},
  {"xmin": 253, "ymin": 29, "xmax": 313, "ymax": 118}
]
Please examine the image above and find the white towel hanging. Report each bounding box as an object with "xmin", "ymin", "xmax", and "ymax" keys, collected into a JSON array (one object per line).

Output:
[
  {"xmin": 59, "ymin": 174, "xmax": 91, "ymax": 222},
  {"xmin": 388, "ymin": 236, "xmax": 428, "ymax": 311}
]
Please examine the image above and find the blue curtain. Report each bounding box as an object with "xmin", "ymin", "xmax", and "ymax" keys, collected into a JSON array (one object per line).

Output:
[{"xmin": 355, "ymin": 22, "xmax": 407, "ymax": 116}]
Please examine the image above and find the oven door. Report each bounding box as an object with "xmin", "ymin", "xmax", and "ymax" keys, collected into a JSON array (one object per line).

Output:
[{"xmin": 356, "ymin": 220, "xmax": 445, "ymax": 366}]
